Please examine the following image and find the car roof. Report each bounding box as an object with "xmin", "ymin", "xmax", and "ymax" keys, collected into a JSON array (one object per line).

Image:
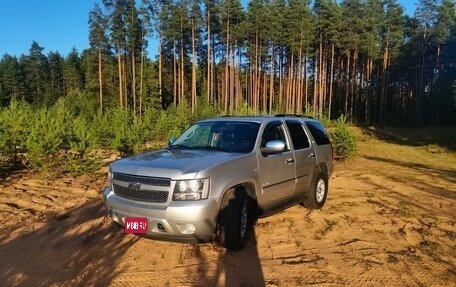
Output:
[{"xmin": 198, "ymin": 114, "xmax": 316, "ymax": 124}]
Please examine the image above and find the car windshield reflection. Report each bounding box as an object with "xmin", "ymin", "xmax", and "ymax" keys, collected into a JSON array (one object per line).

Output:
[{"xmin": 169, "ymin": 121, "xmax": 260, "ymax": 153}]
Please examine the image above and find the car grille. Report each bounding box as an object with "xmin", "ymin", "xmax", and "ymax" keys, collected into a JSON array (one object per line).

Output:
[
  {"xmin": 113, "ymin": 184, "xmax": 169, "ymax": 203},
  {"xmin": 112, "ymin": 173, "xmax": 171, "ymax": 203},
  {"xmin": 113, "ymin": 173, "xmax": 171, "ymax": 187}
]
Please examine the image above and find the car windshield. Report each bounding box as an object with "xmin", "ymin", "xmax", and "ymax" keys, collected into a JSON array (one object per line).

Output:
[{"xmin": 169, "ymin": 121, "xmax": 260, "ymax": 153}]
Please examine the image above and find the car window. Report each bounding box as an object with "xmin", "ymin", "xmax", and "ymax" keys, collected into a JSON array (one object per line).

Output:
[
  {"xmin": 286, "ymin": 121, "xmax": 310, "ymax": 149},
  {"xmin": 305, "ymin": 121, "xmax": 330, "ymax": 145},
  {"xmin": 171, "ymin": 121, "xmax": 260, "ymax": 153},
  {"xmin": 261, "ymin": 121, "xmax": 288, "ymax": 149}
]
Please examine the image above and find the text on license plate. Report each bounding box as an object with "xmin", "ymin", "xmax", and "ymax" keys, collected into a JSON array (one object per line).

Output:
[{"xmin": 124, "ymin": 217, "xmax": 148, "ymax": 234}]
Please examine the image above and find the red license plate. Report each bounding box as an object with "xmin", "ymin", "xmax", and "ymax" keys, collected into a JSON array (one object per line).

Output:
[{"xmin": 124, "ymin": 217, "xmax": 148, "ymax": 234}]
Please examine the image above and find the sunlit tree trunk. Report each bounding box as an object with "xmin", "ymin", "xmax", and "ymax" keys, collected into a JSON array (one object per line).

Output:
[
  {"xmin": 191, "ymin": 17, "xmax": 197, "ymax": 113},
  {"xmin": 328, "ymin": 43, "xmax": 334, "ymax": 120},
  {"xmin": 117, "ymin": 44, "xmax": 123, "ymax": 108},
  {"xmin": 269, "ymin": 43, "xmax": 275, "ymax": 113},
  {"xmin": 98, "ymin": 48, "xmax": 103, "ymax": 111}
]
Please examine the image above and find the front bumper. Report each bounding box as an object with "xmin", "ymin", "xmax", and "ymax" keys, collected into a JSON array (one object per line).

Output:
[{"xmin": 103, "ymin": 187, "xmax": 218, "ymax": 243}]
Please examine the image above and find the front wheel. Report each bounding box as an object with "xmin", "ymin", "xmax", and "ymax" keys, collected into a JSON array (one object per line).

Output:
[
  {"xmin": 218, "ymin": 188, "xmax": 251, "ymax": 251},
  {"xmin": 302, "ymin": 172, "xmax": 328, "ymax": 209}
]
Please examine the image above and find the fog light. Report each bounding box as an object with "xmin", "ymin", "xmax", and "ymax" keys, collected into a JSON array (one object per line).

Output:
[
  {"xmin": 176, "ymin": 223, "xmax": 196, "ymax": 234},
  {"xmin": 157, "ymin": 223, "xmax": 165, "ymax": 231}
]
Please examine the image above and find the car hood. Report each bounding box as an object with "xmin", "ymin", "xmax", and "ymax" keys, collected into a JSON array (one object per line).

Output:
[{"xmin": 110, "ymin": 148, "xmax": 243, "ymax": 179}]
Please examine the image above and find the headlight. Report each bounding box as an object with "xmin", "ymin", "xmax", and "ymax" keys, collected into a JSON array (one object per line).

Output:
[
  {"xmin": 107, "ymin": 168, "xmax": 113, "ymax": 189},
  {"xmin": 173, "ymin": 179, "xmax": 209, "ymax": 201}
]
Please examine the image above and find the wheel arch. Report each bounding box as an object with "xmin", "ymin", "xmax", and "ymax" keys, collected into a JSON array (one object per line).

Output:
[{"xmin": 216, "ymin": 182, "xmax": 258, "ymax": 231}]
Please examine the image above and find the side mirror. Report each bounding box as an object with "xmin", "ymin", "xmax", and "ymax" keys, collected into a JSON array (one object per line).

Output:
[
  {"xmin": 261, "ymin": 140, "xmax": 286, "ymax": 155},
  {"xmin": 168, "ymin": 137, "xmax": 177, "ymax": 145}
]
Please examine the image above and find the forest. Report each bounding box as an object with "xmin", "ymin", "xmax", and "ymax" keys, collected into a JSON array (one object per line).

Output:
[{"xmin": 0, "ymin": 0, "xmax": 455, "ymax": 127}]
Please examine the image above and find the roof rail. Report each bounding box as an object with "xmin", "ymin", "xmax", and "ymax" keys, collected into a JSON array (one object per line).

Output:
[{"xmin": 274, "ymin": 114, "xmax": 314, "ymax": 119}]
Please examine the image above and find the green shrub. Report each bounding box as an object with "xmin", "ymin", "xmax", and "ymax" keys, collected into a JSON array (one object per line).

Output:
[
  {"xmin": 109, "ymin": 108, "xmax": 148, "ymax": 155},
  {"xmin": 330, "ymin": 115, "xmax": 357, "ymax": 159},
  {"xmin": 87, "ymin": 111, "xmax": 111, "ymax": 148},
  {"xmin": 26, "ymin": 109, "xmax": 64, "ymax": 170},
  {"xmin": 0, "ymin": 99, "xmax": 33, "ymax": 166},
  {"xmin": 63, "ymin": 90, "xmax": 98, "ymax": 119},
  {"xmin": 62, "ymin": 116, "xmax": 102, "ymax": 175},
  {"xmin": 51, "ymin": 98, "xmax": 76, "ymax": 149},
  {"xmin": 194, "ymin": 99, "xmax": 219, "ymax": 120},
  {"xmin": 64, "ymin": 152, "xmax": 102, "ymax": 175},
  {"xmin": 154, "ymin": 103, "xmax": 195, "ymax": 140},
  {"xmin": 237, "ymin": 102, "xmax": 256, "ymax": 116},
  {"xmin": 70, "ymin": 117, "xmax": 94, "ymax": 154}
]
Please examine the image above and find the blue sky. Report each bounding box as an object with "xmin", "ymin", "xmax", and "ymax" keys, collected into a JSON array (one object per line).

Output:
[{"xmin": 0, "ymin": 0, "xmax": 418, "ymax": 58}]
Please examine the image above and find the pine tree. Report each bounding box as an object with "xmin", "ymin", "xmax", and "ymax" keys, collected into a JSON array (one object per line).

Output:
[
  {"xmin": 89, "ymin": 3, "xmax": 111, "ymax": 111},
  {"xmin": 48, "ymin": 51, "xmax": 65, "ymax": 106},
  {"xmin": 0, "ymin": 55, "xmax": 27, "ymax": 105},
  {"xmin": 63, "ymin": 48, "xmax": 84, "ymax": 93},
  {"xmin": 23, "ymin": 41, "xmax": 49, "ymax": 105}
]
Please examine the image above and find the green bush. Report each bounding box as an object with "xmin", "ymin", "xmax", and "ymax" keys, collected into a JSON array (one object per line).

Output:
[
  {"xmin": 194, "ymin": 99, "xmax": 219, "ymax": 120},
  {"xmin": 0, "ymin": 99, "xmax": 32, "ymax": 166},
  {"xmin": 87, "ymin": 111, "xmax": 111, "ymax": 148},
  {"xmin": 26, "ymin": 109, "xmax": 64, "ymax": 170},
  {"xmin": 70, "ymin": 117, "xmax": 94, "ymax": 154},
  {"xmin": 62, "ymin": 116, "xmax": 102, "ymax": 175},
  {"xmin": 108, "ymin": 108, "xmax": 149, "ymax": 155},
  {"xmin": 51, "ymin": 98, "xmax": 76, "ymax": 149},
  {"xmin": 330, "ymin": 115, "xmax": 357, "ymax": 159},
  {"xmin": 154, "ymin": 103, "xmax": 195, "ymax": 140}
]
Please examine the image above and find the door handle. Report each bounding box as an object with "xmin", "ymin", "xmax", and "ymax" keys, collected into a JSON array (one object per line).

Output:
[
  {"xmin": 285, "ymin": 158, "xmax": 294, "ymax": 164},
  {"xmin": 308, "ymin": 153, "xmax": 315, "ymax": 158}
]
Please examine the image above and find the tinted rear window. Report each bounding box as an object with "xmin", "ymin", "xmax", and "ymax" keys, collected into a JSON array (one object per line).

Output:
[
  {"xmin": 286, "ymin": 121, "xmax": 310, "ymax": 149},
  {"xmin": 305, "ymin": 121, "xmax": 330, "ymax": 145}
]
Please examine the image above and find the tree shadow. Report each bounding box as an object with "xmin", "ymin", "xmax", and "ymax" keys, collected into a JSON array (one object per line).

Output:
[
  {"xmin": 0, "ymin": 165, "xmax": 24, "ymax": 186},
  {"xmin": 0, "ymin": 199, "xmax": 138, "ymax": 287},
  {"xmin": 364, "ymin": 155, "xmax": 456, "ymax": 187},
  {"xmin": 359, "ymin": 126, "xmax": 456, "ymax": 151}
]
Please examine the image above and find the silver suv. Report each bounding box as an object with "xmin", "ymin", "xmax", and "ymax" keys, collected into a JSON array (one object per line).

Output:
[{"xmin": 103, "ymin": 115, "xmax": 334, "ymax": 250}]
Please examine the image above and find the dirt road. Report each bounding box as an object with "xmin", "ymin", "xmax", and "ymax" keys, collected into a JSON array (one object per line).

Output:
[{"xmin": 1, "ymin": 128, "xmax": 455, "ymax": 287}]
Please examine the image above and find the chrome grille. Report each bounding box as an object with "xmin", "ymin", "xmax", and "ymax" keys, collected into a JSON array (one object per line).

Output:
[
  {"xmin": 113, "ymin": 184, "xmax": 169, "ymax": 203},
  {"xmin": 113, "ymin": 173, "xmax": 171, "ymax": 187}
]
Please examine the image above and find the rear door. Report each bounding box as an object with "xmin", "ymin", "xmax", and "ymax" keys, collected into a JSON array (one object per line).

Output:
[
  {"xmin": 305, "ymin": 120, "xmax": 334, "ymax": 177},
  {"xmin": 257, "ymin": 121, "xmax": 296, "ymax": 209},
  {"xmin": 285, "ymin": 120, "xmax": 317, "ymax": 197}
]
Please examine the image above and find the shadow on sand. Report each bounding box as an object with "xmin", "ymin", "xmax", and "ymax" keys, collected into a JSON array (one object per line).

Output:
[
  {"xmin": 0, "ymin": 199, "xmax": 137, "ymax": 287},
  {"xmin": 181, "ymin": 229, "xmax": 265, "ymax": 287},
  {"xmin": 360, "ymin": 126, "xmax": 456, "ymax": 151}
]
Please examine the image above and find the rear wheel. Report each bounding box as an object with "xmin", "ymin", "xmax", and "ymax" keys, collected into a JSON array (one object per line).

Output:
[
  {"xmin": 302, "ymin": 172, "xmax": 328, "ymax": 209},
  {"xmin": 218, "ymin": 188, "xmax": 251, "ymax": 250}
]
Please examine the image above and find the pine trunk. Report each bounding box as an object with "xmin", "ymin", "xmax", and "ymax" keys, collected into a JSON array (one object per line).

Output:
[
  {"xmin": 132, "ymin": 52, "xmax": 136, "ymax": 115},
  {"xmin": 117, "ymin": 44, "xmax": 123, "ymax": 108},
  {"xmin": 98, "ymin": 48, "xmax": 103, "ymax": 112},
  {"xmin": 207, "ymin": 9, "xmax": 211, "ymax": 103},
  {"xmin": 191, "ymin": 18, "xmax": 196, "ymax": 113},
  {"xmin": 328, "ymin": 43, "xmax": 334, "ymax": 120},
  {"xmin": 269, "ymin": 43, "xmax": 275, "ymax": 113}
]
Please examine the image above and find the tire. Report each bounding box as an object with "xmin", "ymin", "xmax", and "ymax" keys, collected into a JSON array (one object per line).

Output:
[
  {"xmin": 302, "ymin": 172, "xmax": 328, "ymax": 209},
  {"xmin": 218, "ymin": 188, "xmax": 251, "ymax": 251}
]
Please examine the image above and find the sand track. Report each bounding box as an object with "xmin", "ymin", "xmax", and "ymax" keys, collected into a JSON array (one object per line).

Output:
[{"xmin": 1, "ymin": 135, "xmax": 455, "ymax": 287}]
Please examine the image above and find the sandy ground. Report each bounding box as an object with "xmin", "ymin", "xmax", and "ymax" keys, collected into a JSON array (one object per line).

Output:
[{"xmin": 0, "ymin": 131, "xmax": 455, "ymax": 287}]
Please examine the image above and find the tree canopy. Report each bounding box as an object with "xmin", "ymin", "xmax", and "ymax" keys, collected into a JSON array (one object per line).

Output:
[{"xmin": 0, "ymin": 0, "xmax": 455, "ymax": 125}]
